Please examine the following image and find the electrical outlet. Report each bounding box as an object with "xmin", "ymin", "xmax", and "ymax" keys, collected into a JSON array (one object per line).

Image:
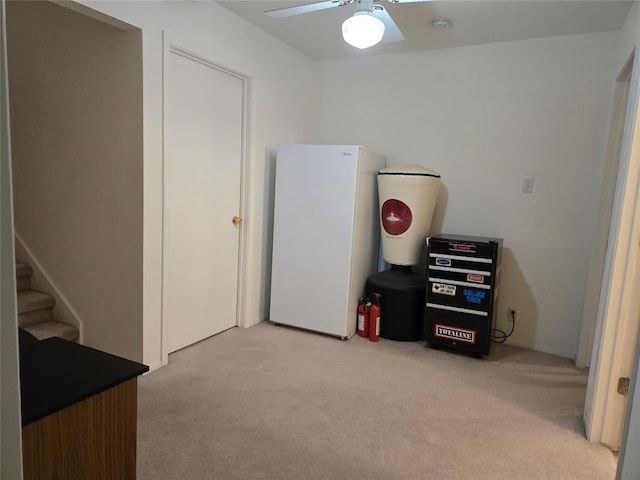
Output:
[{"xmin": 508, "ymin": 308, "xmax": 517, "ymax": 322}]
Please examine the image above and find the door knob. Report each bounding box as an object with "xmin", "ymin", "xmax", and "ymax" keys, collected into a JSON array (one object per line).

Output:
[{"xmin": 232, "ymin": 216, "xmax": 243, "ymax": 226}]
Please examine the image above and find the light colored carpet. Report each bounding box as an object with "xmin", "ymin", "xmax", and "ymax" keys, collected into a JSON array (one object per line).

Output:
[{"xmin": 137, "ymin": 322, "xmax": 616, "ymax": 480}]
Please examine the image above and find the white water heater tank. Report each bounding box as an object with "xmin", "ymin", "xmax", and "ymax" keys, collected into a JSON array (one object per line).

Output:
[{"xmin": 378, "ymin": 164, "xmax": 441, "ymax": 266}]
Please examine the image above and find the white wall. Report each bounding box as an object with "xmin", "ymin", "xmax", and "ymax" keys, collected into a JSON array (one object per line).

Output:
[
  {"xmin": 57, "ymin": 1, "xmax": 622, "ymax": 361},
  {"xmin": 311, "ymin": 32, "xmax": 621, "ymax": 358},
  {"xmin": 74, "ymin": 0, "xmax": 315, "ymax": 369},
  {"xmin": 6, "ymin": 1, "xmax": 144, "ymax": 361}
]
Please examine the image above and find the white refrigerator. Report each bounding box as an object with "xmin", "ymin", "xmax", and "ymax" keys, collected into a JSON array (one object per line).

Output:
[{"xmin": 269, "ymin": 144, "xmax": 386, "ymax": 338}]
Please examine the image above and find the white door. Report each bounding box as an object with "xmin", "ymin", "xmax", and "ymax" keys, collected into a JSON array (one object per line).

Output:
[
  {"xmin": 163, "ymin": 46, "xmax": 244, "ymax": 353},
  {"xmin": 617, "ymin": 328, "xmax": 640, "ymax": 479}
]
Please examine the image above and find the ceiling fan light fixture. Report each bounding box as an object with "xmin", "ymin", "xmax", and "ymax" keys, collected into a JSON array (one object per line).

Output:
[{"xmin": 342, "ymin": 11, "xmax": 385, "ymax": 49}]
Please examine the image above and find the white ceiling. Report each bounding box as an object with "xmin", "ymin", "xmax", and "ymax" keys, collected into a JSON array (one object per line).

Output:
[{"xmin": 217, "ymin": 0, "xmax": 632, "ymax": 60}]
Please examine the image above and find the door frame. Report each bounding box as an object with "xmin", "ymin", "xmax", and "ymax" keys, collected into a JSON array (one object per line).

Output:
[
  {"xmin": 0, "ymin": 0, "xmax": 25, "ymax": 476},
  {"xmin": 584, "ymin": 48, "xmax": 640, "ymax": 449},
  {"xmin": 576, "ymin": 55, "xmax": 632, "ymax": 368},
  {"xmin": 160, "ymin": 35, "xmax": 251, "ymax": 365}
]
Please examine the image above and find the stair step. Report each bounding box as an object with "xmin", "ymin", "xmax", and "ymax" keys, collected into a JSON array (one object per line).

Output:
[
  {"xmin": 14, "ymin": 266, "xmax": 80, "ymax": 343},
  {"xmin": 17, "ymin": 291, "xmax": 55, "ymax": 328},
  {"xmin": 23, "ymin": 321, "xmax": 79, "ymax": 342},
  {"xmin": 15, "ymin": 262, "xmax": 33, "ymax": 278},
  {"xmin": 17, "ymin": 291, "xmax": 55, "ymax": 314},
  {"xmin": 16, "ymin": 276, "xmax": 31, "ymax": 292},
  {"xmin": 19, "ymin": 307, "xmax": 53, "ymax": 328},
  {"xmin": 16, "ymin": 263, "xmax": 32, "ymax": 292}
]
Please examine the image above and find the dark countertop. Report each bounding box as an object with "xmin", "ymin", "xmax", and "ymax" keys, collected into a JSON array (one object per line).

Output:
[{"xmin": 19, "ymin": 329, "xmax": 149, "ymax": 426}]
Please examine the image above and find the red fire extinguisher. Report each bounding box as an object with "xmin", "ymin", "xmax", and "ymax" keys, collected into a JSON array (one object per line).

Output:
[
  {"xmin": 369, "ymin": 293, "xmax": 381, "ymax": 342},
  {"xmin": 357, "ymin": 298, "xmax": 371, "ymax": 337}
]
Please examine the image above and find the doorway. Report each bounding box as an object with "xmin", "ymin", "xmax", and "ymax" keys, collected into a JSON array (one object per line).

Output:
[
  {"xmin": 162, "ymin": 42, "xmax": 248, "ymax": 355},
  {"xmin": 584, "ymin": 50, "xmax": 640, "ymax": 451},
  {"xmin": 577, "ymin": 54, "xmax": 632, "ymax": 369}
]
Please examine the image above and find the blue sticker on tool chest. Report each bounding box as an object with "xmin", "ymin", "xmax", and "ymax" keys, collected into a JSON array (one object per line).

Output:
[
  {"xmin": 463, "ymin": 289, "xmax": 486, "ymax": 304},
  {"xmin": 435, "ymin": 258, "xmax": 452, "ymax": 266}
]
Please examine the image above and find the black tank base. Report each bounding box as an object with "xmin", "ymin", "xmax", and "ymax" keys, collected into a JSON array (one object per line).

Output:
[{"xmin": 365, "ymin": 266, "xmax": 426, "ymax": 341}]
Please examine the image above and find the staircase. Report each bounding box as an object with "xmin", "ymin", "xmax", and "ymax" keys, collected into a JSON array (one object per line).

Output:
[{"xmin": 16, "ymin": 262, "xmax": 79, "ymax": 342}]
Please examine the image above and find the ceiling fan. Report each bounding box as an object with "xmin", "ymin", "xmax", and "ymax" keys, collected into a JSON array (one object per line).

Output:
[{"xmin": 265, "ymin": 0, "xmax": 431, "ymax": 50}]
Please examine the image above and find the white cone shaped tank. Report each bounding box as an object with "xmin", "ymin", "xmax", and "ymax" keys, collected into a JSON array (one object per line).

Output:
[{"xmin": 378, "ymin": 164, "xmax": 441, "ymax": 266}]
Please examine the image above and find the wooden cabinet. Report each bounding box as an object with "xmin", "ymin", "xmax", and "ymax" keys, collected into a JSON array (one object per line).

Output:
[
  {"xmin": 19, "ymin": 332, "xmax": 148, "ymax": 480},
  {"xmin": 22, "ymin": 379, "xmax": 138, "ymax": 480}
]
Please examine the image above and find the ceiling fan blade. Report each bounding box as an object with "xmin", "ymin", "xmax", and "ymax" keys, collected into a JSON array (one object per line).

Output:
[
  {"xmin": 265, "ymin": 1, "xmax": 342, "ymax": 19},
  {"xmin": 373, "ymin": 7, "xmax": 405, "ymax": 44}
]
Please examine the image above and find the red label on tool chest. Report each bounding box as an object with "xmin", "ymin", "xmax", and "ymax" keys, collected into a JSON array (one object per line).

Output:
[
  {"xmin": 467, "ymin": 274, "xmax": 485, "ymax": 283},
  {"xmin": 450, "ymin": 243, "xmax": 476, "ymax": 253}
]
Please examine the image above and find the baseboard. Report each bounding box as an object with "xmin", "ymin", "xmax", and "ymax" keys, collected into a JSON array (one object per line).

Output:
[
  {"xmin": 144, "ymin": 360, "xmax": 163, "ymax": 373},
  {"xmin": 240, "ymin": 316, "xmax": 264, "ymax": 329},
  {"xmin": 505, "ymin": 336, "xmax": 576, "ymax": 360}
]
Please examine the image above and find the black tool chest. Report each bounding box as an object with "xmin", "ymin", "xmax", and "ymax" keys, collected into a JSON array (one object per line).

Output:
[{"xmin": 424, "ymin": 234, "xmax": 503, "ymax": 356}]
